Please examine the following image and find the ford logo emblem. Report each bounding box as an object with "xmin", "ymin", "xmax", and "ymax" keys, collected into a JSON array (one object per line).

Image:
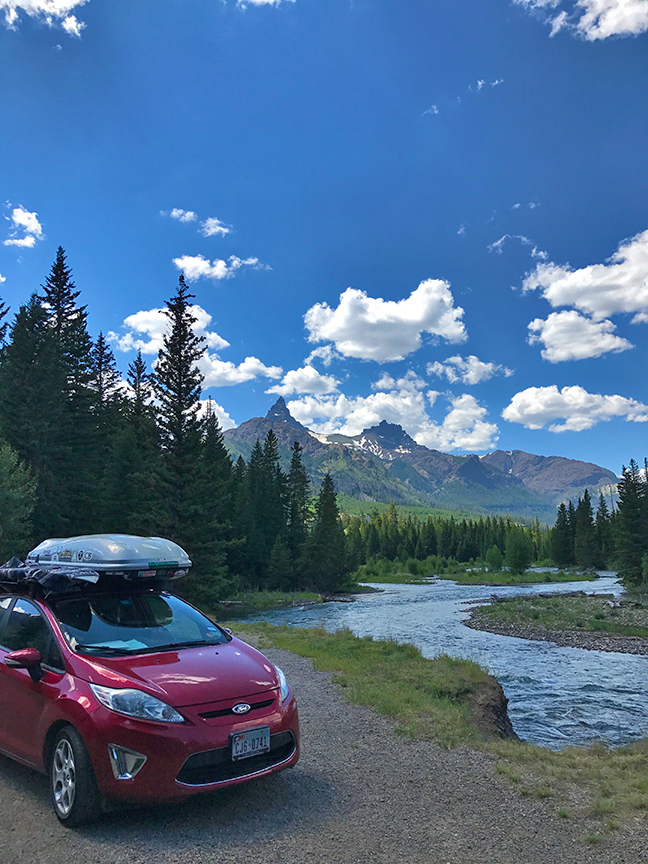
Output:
[{"xmin": 232, "ymin": 703, "xmax": 251, "ymax": 715}]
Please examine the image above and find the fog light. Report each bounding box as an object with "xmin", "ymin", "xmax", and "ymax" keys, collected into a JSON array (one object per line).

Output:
[{"xmin": 108, "ymin": 744, "xmax": 147, "ymax": 780}]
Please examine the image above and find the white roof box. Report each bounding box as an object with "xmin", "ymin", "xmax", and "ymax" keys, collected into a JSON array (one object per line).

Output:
[{"xmin": 26, "ymin": 534, "xmax": 191, "ymax": 579}]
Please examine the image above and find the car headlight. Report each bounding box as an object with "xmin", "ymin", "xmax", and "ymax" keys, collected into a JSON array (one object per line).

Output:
[
  {"xmin": 274, "ymin": 665, "xmax": 290, "ymax": 703},
  {"xmin": 90, "ymin": 683, "xmax": 185, "ymax": 723}
]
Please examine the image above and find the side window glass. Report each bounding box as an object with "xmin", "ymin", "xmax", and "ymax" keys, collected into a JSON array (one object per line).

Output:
[
  {"xmin": 43, "ymin": 637, "xmax": 65, "ymax": 671},
  {"xmin": 2, "ymin": 599, "xmax": 49, "ymax": 655},
  {"xmin": 0, "ymin": 596, "xmax": 14, "ymax": 641}
]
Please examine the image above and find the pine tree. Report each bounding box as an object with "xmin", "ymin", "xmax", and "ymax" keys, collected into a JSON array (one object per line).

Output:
[
  {"xmin": 0, "ymin": 296, "xmax": 9, "ymax": 347},
  {"xmin": 574, "ymin": 490, "xmax": 599, "ymax": 569},
  {"xmin": 595, "ymin": 493, "xmax": 612, "ymax": 567},
  {"xmin": 154, "ymin": 275, "xmax": 209, "ymax": 586},
  {"xmin": 505, "ymin": 526, "xmax": 533, "ymax": 574},
  {"xmin": 101, "ymin": 351, "xmax": 162, "ymax": 535},
  {"xmin": 286, "ymin": 441, "xmax": 310, "ymax": 564},
  {"xmin": 551, "ymin": 503, "xmax": 573, "ymax": 568},
  {"xmin": 301, "ymin": 474, "xmax": 348, "ymax": 593},
  {"xmin": 0, "ymin": 439, "xmax": 37, "ymax": 560},
  {"xmin": 0, "ymin": 295, "xmax": 70, "ymax": 539},
  {"xmin": 615, "ymin": 459, "xmax": 648, "ymax": 585}
]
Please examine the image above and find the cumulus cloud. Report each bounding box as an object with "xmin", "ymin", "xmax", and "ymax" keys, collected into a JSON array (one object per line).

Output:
[
  {"xmin": 304, "ymin": 279, "xmax": 467, "ymax": 363},
  {"xmin": 173, "ymin": 254, "xmax": 266, "ymax": 282},
  {"xmin": 528, "ymin": 311, "xmax": 633, "ymax": 361},
  {"xmin": 108, "ymin": 305, "xmax": 230, "ymax": 355},
  {"xmin": 372, "ymin": 370, "xmax": 427, "ymax": 392},
  {"xmin": 168, "ymin": 209, "xmax": 197, "ymax": 223},
  {"xmin": 514, "ymin": 0, "xmax": 648, "ymax": 40},
  {"xmin": 200, "ymin": 217, "xmax": 231, "ymax": 237},
  {"xmin": 502, "ymin": 384, "xmax": 648, "ymax": 432},
  {"xmin": 1, "ymin": 1, "xmax": 87, "ymax": 34},
  {"xmin": 304, "ymin": 345, "xmax": 340, "ymax": 367},
  {"xmin": 266, "ymin": 365, "xmax": 340, "ymax": 397},
  {"xmin": 427, "ymin": 355, "xmax": 514, "ymax": 385},
  {"xmin": 287, "ymin": 376, "xmax": 498, "ymax": 452},
  {"xmin": 0, "ymin": 272, "xmax": 6, "ymax": 283},
  {"xmin": 522, "ymin": 229, "xmax": 648, "ymax": 323},
  {"xmin": 201, "ymin": 355, "xmax": 282, "ymax": 387},
  {"xmin": 3, "ymin": 205, "xmax": 44, "ymax": 248}
]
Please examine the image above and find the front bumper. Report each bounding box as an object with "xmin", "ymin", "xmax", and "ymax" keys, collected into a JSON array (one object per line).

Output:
[{"xmin": 79, "ymin": 693, "xmax": 300, "ymax": 803}]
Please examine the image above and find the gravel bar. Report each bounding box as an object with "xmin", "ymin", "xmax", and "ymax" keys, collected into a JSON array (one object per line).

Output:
[{"xmin": 2, "ymin": 637, "xmax": 647, "ymax": 864}]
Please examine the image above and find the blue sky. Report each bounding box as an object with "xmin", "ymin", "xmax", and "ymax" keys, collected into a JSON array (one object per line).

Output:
[{"xmin": 1, "ymin": 0, "xmax": 647, "ymax": 474}]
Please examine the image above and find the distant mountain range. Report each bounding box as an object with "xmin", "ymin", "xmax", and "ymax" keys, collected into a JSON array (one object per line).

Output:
[{"xmin": 224, "ymin": 398, "xmax": 619, "ymax": 523}]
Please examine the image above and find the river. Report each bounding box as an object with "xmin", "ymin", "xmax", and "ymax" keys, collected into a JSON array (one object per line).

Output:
[{"xmin": 246, "ymin": 574, "xmax": 648, "ymax": 749}]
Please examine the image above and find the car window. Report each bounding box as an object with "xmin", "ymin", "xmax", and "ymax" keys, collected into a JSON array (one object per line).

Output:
[
  {"xmin": 49, "ymin": 592, "xmax": 229, "ymax": 656},
  {"xmin": 1, "ymin": 598, "xmax": 50, "ymax": 655}
]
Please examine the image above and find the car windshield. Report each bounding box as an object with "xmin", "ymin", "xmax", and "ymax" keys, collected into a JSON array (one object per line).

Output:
[{"xmin": 49, "ymin": 592, "xmax": 229, "ymax": 656}]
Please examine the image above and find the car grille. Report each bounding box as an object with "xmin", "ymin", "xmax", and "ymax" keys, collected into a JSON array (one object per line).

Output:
[
  {"xmin": 176, "ymin": 731, "xmax": 296, "ymax": 786},
  {"xmin": 197, "ymin": 698, "xmax": 275, "ymax": 719}
]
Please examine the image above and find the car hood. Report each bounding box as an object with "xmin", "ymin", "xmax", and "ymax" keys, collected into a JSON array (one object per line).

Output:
[{"xmin": 70, "ymin": 637, "xmax": 279, "ymax": 706}]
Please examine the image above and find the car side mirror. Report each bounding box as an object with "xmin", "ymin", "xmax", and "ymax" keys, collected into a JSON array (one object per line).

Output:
[{"xmin": 4, "ymin": 648, "xmax": 44, "ymax": 682}]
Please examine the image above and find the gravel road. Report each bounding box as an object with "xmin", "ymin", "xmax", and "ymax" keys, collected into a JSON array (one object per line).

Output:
[{"xmin": 2, "ymin": 638, "xmax": 647, "ymax": 864}]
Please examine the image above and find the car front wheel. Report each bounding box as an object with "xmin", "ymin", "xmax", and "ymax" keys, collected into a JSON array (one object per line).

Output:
[{"xmin": 50, "ymin": 726, "xmax": 101, "ymax": 827}]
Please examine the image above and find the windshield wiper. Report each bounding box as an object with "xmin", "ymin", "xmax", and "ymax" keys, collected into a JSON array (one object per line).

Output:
[
  {"xmin": 76, "ymin": 644, "xmax": 138, "ymax": 656},
  {"xmin": 146, "ymin": 639, "xmax": 218, "ymax": 652}
]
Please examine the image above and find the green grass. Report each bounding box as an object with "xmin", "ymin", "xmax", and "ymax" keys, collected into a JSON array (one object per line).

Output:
[
  {"xmin": 231, "ymin": 623, "xmax": 491, "ymax": 747},
  {"xmin": 471, "ymin": 594, "xmax": 648, "ymax": 638},
  {"xmin": 441, "ymin": 569, "xmax": 597, "ymax": 586}
]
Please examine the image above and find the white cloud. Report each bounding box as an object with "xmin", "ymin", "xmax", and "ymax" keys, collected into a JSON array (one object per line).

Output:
[
  {"xmin": 502, "ymin": 384, "xmax": 648, "ymax": 432},
  {"xmin": 522, "ymin": 229, "xmax": 648, "ymax": 323},
  {"xmin": 200, "ymin": 217, "xmax": 231, "ymax": 237},
  {"xmin": 266, "ymin": 365, "xmax": 340, "ymax": 397},
  {"xmin": 372, "ymin": 370, "xmax": 426, "ymax": 392},
  {"xmin": 488, "ymin": 234, "xmax": 547, "ymax": 260},
  {"xmin": 169, "ymin": 208, "xmax": 197, "ymax": 223},
  {"xmin": 491, "ymin": 78, "xmax": 504, "ymax": 87},
  {"xmin": 287, "ymin": 377, "xmax": 498, "ymax": 452},
  {"xmin": 108, "ymin": 305, "xmax": 230, "ymax": 355},
  {"xmin": 457, "ymin": 223, "xmax": 466, "ymax": 236},
  {"xmin": 199, "ymin": 399, "xmax": 236, "ymax": 431},
  {"xmin": 427, "ymin": 355, "xmax": 514, "ymax": 384},
  {"xmin": 304, "ymin": 345, "xmax": 340, "ymax": 367},
  {"xmin": 1, "ymin": 1, "xmax": 87, "ymax": 34},
  {"xmin": 3, "ymin": 205, "xmax": 44, "ymax": 248},
  {"xmin": 423, "ymin": 104, "xmax": 439, "ymax": 116},
  {"xmin": 304, "ymin": 279, "xmax": 467, "ymax": 363},
  {"xmin": 173, "ymin": 254, "xmax": 265, "ymax": 282},
  {"xmin": 514, "ymin": 0, "xmax": 648, "ymax": 39},
  {"xmin": 0, "ymin": 272, "xmax": 6, "ymax": 283},
  {"xmin": 528, "ymin": 310, "xmax": 633, "ymax": 361},
  {"xmin": 201, "ymin": 355, "xmax": 282, "ymax": 387},
  {"xmin": 237, "ymin": 0, "xmax": 295, "ymax": 6}
]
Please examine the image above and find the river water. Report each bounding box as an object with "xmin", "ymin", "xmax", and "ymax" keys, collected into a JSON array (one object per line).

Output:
[{"xmin": 246, "ymin": 574, "xmax": 648, "ymax": 749}]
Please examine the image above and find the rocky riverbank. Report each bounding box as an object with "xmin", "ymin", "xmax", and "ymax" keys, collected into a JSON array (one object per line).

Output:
[{"xmin": 465, "ymin": 612, "xmax": 648, "ymax": 655}]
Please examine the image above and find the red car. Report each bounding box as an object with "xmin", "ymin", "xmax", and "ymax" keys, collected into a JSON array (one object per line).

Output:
[{"xmin": 0, "ymin": 535, "xmax": 299, "ymax": 826}]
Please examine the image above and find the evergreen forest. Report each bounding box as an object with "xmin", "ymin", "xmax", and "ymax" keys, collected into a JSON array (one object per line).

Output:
[{"xmin": 0, "ymin": 249, "xmax": 646, "ymax": 604}]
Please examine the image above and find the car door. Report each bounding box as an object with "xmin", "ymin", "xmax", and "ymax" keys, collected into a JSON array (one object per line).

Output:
[{"xmin": 0, "ymin": 597, "xmax": 66, "ymax": 767}]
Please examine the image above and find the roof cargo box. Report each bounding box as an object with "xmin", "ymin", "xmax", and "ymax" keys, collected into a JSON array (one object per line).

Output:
[{"xmin": 26, "ymin": 534, "xmax": 191, "ymax": 580}]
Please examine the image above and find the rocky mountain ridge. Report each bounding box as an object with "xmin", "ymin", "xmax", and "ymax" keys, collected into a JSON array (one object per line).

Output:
[{"xmin": 224, "ymin": 398, "xmax": 619, "ymax": 522}]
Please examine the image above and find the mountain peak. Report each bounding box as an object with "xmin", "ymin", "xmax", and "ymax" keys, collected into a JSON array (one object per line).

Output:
[
  {"xmin": 265, "ymin": 397, "xmax": 308, "ymax": 430},
  {"xmin": 361, "ymin": 421, "xmax": 419, "ymax": 453}
]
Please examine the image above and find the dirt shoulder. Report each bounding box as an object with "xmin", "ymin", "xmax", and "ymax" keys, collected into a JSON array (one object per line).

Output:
[{"xmin": 1, "ymin": 639, "xmax": 647, "ymax": 864}]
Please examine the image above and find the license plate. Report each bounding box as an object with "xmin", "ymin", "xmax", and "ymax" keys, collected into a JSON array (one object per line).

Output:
[{"xmin": 231, "ymin": 726, "xmax": 270, "ymax": 761}]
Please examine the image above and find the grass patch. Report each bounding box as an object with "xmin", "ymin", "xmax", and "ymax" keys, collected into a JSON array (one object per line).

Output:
[
  {"xmin": 471, "ymin": 595, "xmax": 648, "ymax": 638},
  {"xmin": 489, "ymin": 737, "xmax": 648, "ymax": 821},
  {"xmin": 232, "ymin": 622, "xmax": 491, "ymax": 747},
  {"xmin": 353, "ymin": 556, "xmax": 596, "ymax": 587}
]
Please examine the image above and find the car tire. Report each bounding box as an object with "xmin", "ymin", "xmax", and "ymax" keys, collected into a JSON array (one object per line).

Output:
[{"xmin": 50, "ymin": 726, "xmax": 101, "ymax": 827}]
